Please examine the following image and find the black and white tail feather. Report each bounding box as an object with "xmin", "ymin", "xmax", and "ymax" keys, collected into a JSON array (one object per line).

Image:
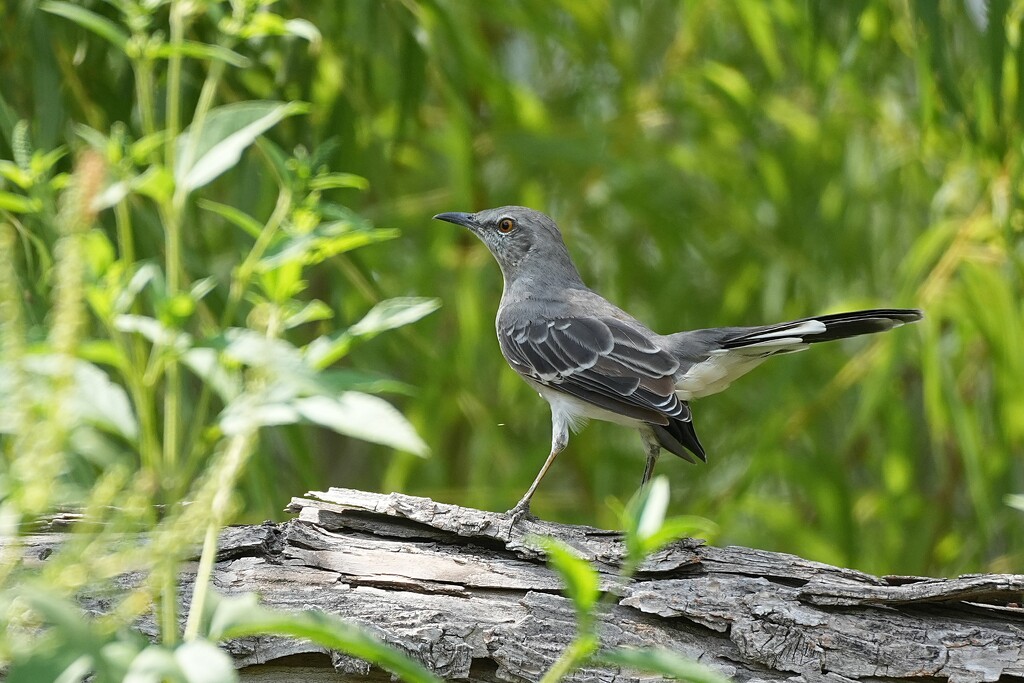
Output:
[{"xmin": 662, "ymin": 308, "xmax": 923, "ymax": 462}]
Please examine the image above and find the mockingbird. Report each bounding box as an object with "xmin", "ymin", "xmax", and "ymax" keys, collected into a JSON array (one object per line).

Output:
[{"xmin": 435, "ymin": 206, "xmax": 922, "ymax": 520}]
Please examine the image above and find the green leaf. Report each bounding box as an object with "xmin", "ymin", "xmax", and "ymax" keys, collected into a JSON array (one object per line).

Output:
[
  {"xmin": 197, "ymin": 199, "xmax": 264, "ymax": 239},
  {"xmin": 115, "ymin": 315, "xmax": 193, "ymax": 352},
  {"xmin": 257, "ymin": 223, "xmax": 399, "ymax": 271},
  {"xmin": 294, "ymin": 392, "xmax": 429, "ymax": 456},
  {"xmin": 92, "ymin": 180, "xmax": 130, "ymax": 211},
  {"xmin": 306, "ymin": 297, "xmax": 440, "ymax": 369},
  {"xmin": 283, "ymin": 18, "xmax": 321, "ymax": 44},
  {"xmin": 315, "ymin": 369, "xmax": 415, "ymax": 396},
  {"xmin": 284, "ymin": 299, "xmax": 334, "ymax": 328},
  {"xmin": 0, "ymin": 159, "xmax": 32, "ymax": 188},
  {"xmin": 207, "ymin": 595, "xmax": 441, "ymax": 683},
  {"xmin": 151, "ymin": 41, "xmax": 250, "ymax": 68},
  {"xmin": 635, "ymin": 476, "xmax": 670, "ymax": 542},
  {"xmin": 219, "ymin": 328, "xmax": 306, "ymax": 373},
  {"xmin": 309, "ymin": 172, "xmax": 370, "ymax": 191},
  {"xmin": 182, "ymin": 348, "xmax": 242, "ymax": 403},
  {"xmin": 219, "ymin": 394, "xmax": 300, "ymax": 436},
  {"xmin": 0, "ymin": 357, "xmax": 139, "ymax": 440},
  {"xmin": 621, "ymin": 476, "xmax": 710, "ymax": 570},
  {"xmin": 40, "ymin": 1, "xmax": 129, "ymax": 51},
  {"xmin": 536, "ymin": 537, "xmax": 601, "ymax": 618},
  {"xmin": 52, "ymin": 656, "xmax": 94, "ymax": 683},
  {"xmin": 1005, "ymin": 494, "xmax": 1024, "ymax": 513},
  {"xmin": 131, "ymin": 166, "xmax": 175, "ymax": 204},
  {"xmin": 113, "ymin": 263, "xmax": 161, "ymax": 314},
  {"xmin": 0, "ymin": 191, "xmax": 42, "ymax": 214},
  {"xmin": 175, "ymin": 101, "xmax": 309, "ymax": 192},
  {"xmin": 123, "ymin": 645, "xmax": 187, "ymax": 683},
  {"xmin": 348, "ymin": 297, "xmax": 441, "ymax": 338},
  {"xmin": 130, "ymin": 130, "xmax": 169, "ymax": 164},
  {"xmin": 622, "ymin": 476, "xmax": 665, "ymax": 563},
  {"xmin": 598, "ymin": 648, "xmax": 730, "ymax": 683},
  {"xmin": 174, "ymin": 641, "xmax": 238, "ymax": 683}
]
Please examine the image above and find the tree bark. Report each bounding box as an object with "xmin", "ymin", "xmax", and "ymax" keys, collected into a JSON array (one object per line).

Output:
[{"xmin": 23, "ymin": 488, "xmax": 1024, "ymax": 682}]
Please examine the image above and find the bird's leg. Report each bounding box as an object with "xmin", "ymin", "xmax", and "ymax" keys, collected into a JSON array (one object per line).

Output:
[
  {"xmin": 508, "ymin": 411, "xmax": 570, "ymax": 524},
  {"xmin": 639, "ymin": 427, "xmax": 662, "ymax": 487}
]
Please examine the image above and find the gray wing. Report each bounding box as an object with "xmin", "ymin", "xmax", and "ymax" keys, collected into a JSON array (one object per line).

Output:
[{"xmin": 498, "ymin": 316, "xmax": 688, "ymax": 425}]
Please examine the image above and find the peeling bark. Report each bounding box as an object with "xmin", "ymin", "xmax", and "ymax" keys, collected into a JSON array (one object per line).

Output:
[{"xmin": 19, "ymin": 489, "xmax": 1024, "ymax": 682}]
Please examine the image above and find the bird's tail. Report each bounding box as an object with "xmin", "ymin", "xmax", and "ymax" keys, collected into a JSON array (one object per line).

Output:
[
  {"xmin": 666, "ymin": 308, "xmax": 922, "ymax": 403},
  {"xmin": 718, "ymin": 308, "xmax": 923, "ymax": 350},
  {"xmin": 651, "ymin": 412, "xmax": 706, "ymax": 463}
]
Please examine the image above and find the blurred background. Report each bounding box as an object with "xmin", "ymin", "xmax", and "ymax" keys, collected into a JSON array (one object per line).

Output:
[{"xmin": 2, "ymin": 0, "xmax": 1022, "ymax": 578}]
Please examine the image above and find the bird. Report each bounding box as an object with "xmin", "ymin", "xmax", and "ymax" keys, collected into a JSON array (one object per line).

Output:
[{"xmin": 434, "ymin": 206, "xmax": 922, "ymax": 521}]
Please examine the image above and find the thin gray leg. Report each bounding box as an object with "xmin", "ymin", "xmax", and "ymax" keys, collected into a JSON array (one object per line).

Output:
[
  {"xmin": 639, "ymin": 426, "xmax": 662, "ymax": 486},
  {"xmin": 508, "ymin": 410, "xmax": 570, "ymax": 523}
]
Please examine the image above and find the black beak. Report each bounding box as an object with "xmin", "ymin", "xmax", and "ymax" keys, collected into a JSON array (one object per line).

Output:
[{"xmin": 433, "ymin": 211, "xmax": 474, "ymax": 228}]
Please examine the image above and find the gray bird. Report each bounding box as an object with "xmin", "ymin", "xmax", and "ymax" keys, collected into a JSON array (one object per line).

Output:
[{"xmin": 434, "ymin": 206, "xmax": 922, "ymax": 520}]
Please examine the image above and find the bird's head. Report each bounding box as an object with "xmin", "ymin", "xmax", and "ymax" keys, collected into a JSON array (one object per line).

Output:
[{"xmin": 433, "ymin": 206, "xmax": 579, "ymax": 284}]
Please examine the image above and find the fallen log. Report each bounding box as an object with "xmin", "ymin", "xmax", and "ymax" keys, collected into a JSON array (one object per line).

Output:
[{"xmin": 21, "ymin": 489, "xmax": 1024, "ymax": 681}]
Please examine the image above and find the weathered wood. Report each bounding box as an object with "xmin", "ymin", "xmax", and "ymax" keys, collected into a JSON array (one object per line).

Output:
[{"xmin": 19, "ymin": 488, "xmax": 1024, "ymax": 682}]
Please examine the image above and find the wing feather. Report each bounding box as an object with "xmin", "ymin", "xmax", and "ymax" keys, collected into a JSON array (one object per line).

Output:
[{"xmin": 499, "ymin": 317, "xmax": 687, "ymax": 423}]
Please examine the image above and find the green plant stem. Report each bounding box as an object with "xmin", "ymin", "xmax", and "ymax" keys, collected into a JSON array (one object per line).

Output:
[
  {"xmin": 182, "ymin": 188, "xmax": 292, "ymax": 478},
  {"xmin": 540, "ymin": 634, "xmax": 598, "ymax": 683},
  {"xmin": 113, "ymin": 194, "xmax": 135, "ymax": 281},
  {"xmin": 165, "ymin": 1, "xmax": 185, "ymax": 177},
  {"xmin": 156, "ymin": 1, "xmax": 187, "ymax": 647},
  {"xmin": 134, "ymin": 59, "xmax": 158, "ymax": 141},
  {"xmin": 183, "ymin": 430, "xmax": 256, "ymax": 640}
]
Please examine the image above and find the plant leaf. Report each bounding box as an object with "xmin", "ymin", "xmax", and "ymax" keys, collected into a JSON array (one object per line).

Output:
[
  {"xmin": 175, "ymin": 101, "xmax": 309, "ymax": 192},
  {"xmin": 0, "ymin": 191, "xmax": 42, "ymax": 214},
  {"xmin": 294, "ymin": 392, "xmax": 429, "ymax": 456},
  {"xmin": 151, "ymin": 41, "xmax": 250, "ymax": 68},
  {"xmin": 536, "ymin": 537, "xmax": 600, "ymax": 618},
  {"xmin": 306, "ymin": 297, "xmax": 440, "ymax": 369},
  {"xmin": 348, "ymin": 297, "xmax": 441, "ymax": 338},
  {"xmin": 197, "ymin": 199, "xmax": 264, "ymax": 239},
  {"xmin": 40, "ymin": 1, "xmax": 129, "ymax": 50},
  {"xmin": 0, "ymin": 357, "xmax": 139, "ymax": 440},
  {"xmin": 174, "ymin": 641, "xmax": 238, "ymax": 683},
  {"xmin": 309, "ymin": 172, "xmax": 370, "ymax": 191},
  {"xmin": 123, "ymin": 645, "xmax": 187, "ymax": 683},
  {"xmin": 636, "ymin": 476, "xmax": 670, "ymax": 542}
]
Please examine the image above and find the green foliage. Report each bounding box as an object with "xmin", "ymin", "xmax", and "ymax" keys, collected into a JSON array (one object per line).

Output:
[
  {"xmin": 0, "ymin": 0, "xmax": 438, "ymax": 679},
  {"xmin": 3, "ymin": 589, "xmax": 439, "ymax": 683}
]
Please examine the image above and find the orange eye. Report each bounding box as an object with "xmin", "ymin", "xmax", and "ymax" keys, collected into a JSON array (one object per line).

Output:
[{"xmin": 497, "ymin": 217, "xmax": 516, "ymax": 233}]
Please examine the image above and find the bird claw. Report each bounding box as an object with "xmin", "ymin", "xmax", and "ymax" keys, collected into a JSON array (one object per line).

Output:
[{"xmin": 506, "ymin": 501, "xmax": 536, "ymax": 526}]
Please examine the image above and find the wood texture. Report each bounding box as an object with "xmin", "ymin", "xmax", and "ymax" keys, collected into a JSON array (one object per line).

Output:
[{"xmin": 20, "ymin": 488, "xmax": 1024, "ymax": 682}]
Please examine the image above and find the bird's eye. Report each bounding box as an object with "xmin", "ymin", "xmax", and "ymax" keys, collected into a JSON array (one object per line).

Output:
[{"xmin": 497, "ymin": 217, "xmax": 516, "ymax": 233}]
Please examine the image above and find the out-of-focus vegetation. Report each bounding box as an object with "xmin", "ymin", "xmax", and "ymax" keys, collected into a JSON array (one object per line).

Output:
[{"xmin": 0, "ymin": 1, "xmax": 1021, "ymax": 635}]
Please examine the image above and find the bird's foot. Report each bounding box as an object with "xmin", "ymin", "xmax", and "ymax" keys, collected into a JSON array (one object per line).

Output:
[{"xmin": 505, "ymin": 500, "xmax": 536, "ymax": 527}]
